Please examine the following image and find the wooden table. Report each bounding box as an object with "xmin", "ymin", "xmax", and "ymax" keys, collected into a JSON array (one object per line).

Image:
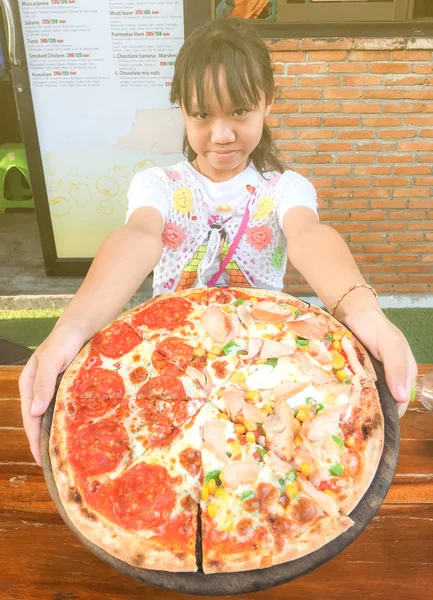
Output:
[{"xmin": 1, "ymin": 365, "xmax": 432, "ymax": 600}]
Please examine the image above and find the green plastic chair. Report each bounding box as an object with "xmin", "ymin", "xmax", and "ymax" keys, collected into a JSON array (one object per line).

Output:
[{"xmin": 0, "ymin": 143, "xmax": 34, "ymax": 213}]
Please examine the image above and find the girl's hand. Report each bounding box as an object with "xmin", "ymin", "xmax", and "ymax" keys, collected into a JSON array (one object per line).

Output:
[
  {"xmin": 343, "ymin": 307, "xmax": 418, "ymax": 419},
  {"xmin": 19, "ymin": 324, "xmax": 88, "ymax": 466}
]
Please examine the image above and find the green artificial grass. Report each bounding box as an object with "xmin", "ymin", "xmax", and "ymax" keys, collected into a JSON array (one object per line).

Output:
[{"xmin": 0, "ymin": 307, "xmax": 432, "ymax": 363}]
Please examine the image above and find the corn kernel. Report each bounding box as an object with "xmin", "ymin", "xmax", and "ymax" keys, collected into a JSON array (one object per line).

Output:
[
  {"xmin": 245, "ymin": 390, "xmax": 259, "ymax": 401},
  {"xmin": 289, "ymin": 305, "xmax": 298, "ymax": 313},
  {"xmin": 336, "ymin": 369, "xmax": 350, "ymax": 382},
  {"xmin": 208, "ymin": 503, "xmax": 218, "ymax": 518},
  {"xmin": 193, "ymin": 347, "xmax": 205, "ymax": 356},
  {"xmin": 325, "ymin": 394, "xmax": 336, "ymax": 404},
  {"xmin": 285, "ymin": 483, "xmax": 299, "ymax": 500},
  {"xmin": 202, "ymin": 483, "xmax": 209, "ymax": 501},
  {"xmin": 346, "ymin": 436, "xmax": 355, "ymax": 447},
  {"xmin": 244, "ymin": 420, "xmax": 257, "ymax": 432},
  {"xmin": 296, "ymin": 406, "xmax": 312, "ymax": 423},
  {"xmin": 208, "ymin": 353, "xmax": 217, "ymax": 361},
  {"xmin": 324, "ymin": 489, "xmax": 337, "ymax": 497},
  {"xmin": 262, "ymin": 333, "xmax": 274, "ymax": 339},
  {"xmin": 246, "ymin": 431, "xmax": 256, "ymax": 443},
  {"xmin": 208, "ymin": 478, "xmax": 217, "ymax": 495},
  {"xmin": 275, "ymin": 322, "xmax": 284, "ymax": 330},
  {"xmin": 230, "ymin": 372, "xmax": 246, "ymax": 383},
  {"xmin": 332, "ymin": 354, "xmax": 346, "ymax": 371},
  {"xmin": 230, "ymin": 441, "xmax": 242, "ymax": 457},
  {"xmin": 301, "ymin": 463, "xmax": 315, "ymax": 477},
  {"xmin": 294, "ymin": 436, "xmax": 303, "ymax": 447},
  {"xmin": 293, "ymin": 418, "xmax": 301, "ymax": 435},
  {"xmin": 215, "ymin": 488, "xmax": 229, "ymax": 500},
  {"xmin": 332, "ymin": 340, "xmax": 341, "ymax": 351},
  {"xmin": 218, "ymin": 412, "xmax": 229, "ymax": 419},
  {"xmin": 222, "ymin": 520, "xmax": 234, "ymax": 532},
  {"xmin": 263, "ymin": 404, "xmax": 274, "ymax": 414},
  {"xmin": 235, "ymin": 424, "xmax": 246, "ymax": 435},
  {"xmin": 221, "ymin": 305, "xmax": 232, "ymax": 314},
  {"xmin": 211, "ymin": 345, "xmax": 223, "ymax": 356},
  {"xmin": 217, "ymin": 389, "xmax": 224, "ymax": 398},
  {"xmin": 333, "ymin": 332, "xmax": 343, "ymax": 341},
  {"xmin": 344, "ymin": 330, "xmax": 352, "ymax": 338},
  {"xmin": 250, "ymin": 297, "xmax": 258, "ymax": 304},
  {"xmin": 256, "ymin": 323, "xmax": 266, "ymax": 330},
  {"xmin": 255, "ymin": 357, "xmax": 267, "ymax": 364}
]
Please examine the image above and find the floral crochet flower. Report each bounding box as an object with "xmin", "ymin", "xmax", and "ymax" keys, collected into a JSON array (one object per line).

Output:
[
  {"xmin": 246, "ymin": 226, "xmax": 273, "ymax": 250},
  {"xmin": 165, "ymin": 169, "xmax": 182, "ymax": 181},
  {"xmin": 253, "ymin": 196, "xmax": 275, "ymax": 221},
  {"xmin": 270, "ymin": 248, "xmax": 283, "ymax": 269},
  {"xmin": 162, "ymin": 223, "xmax": 186, "ymax": 250},
  {"xmin": 173, "ymin": 187, "xmax": 193, "ymax": 214}
]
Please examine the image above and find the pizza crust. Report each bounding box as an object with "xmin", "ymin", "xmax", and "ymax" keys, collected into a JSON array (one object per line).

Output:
[{"xmin": 338, "ymin": 385, "xmax": 385, "ymax": 515}]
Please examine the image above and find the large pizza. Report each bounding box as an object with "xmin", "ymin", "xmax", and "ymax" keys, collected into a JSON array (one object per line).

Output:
[{"xmin": 50, "ymin": 287, "xmax": 384, "ymax": 574}]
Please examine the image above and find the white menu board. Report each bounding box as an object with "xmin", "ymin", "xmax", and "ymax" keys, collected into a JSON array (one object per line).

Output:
[{"xmin": 18, "ymin": 0, "xmax": 185, "ymax": 257}]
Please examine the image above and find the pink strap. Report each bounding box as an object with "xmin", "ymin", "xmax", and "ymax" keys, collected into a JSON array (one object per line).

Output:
[{"xmin": 207, "ymin": 201, "xmax": 251, "ymax": 287}]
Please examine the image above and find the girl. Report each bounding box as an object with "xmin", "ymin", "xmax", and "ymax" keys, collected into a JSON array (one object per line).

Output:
[{"xmin": 20, "ymin": 18, "xmax": 416, "ymax": 466}]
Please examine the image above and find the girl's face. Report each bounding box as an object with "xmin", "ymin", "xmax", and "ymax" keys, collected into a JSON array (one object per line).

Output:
[{"xmin": 181, "ymin": 69, "xmax": 273, "ymax": 182}]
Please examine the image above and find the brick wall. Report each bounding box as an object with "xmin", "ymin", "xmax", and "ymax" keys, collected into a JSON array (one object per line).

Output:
[{"xmin": 265, "ymin": 37, "xmax": 433, "ymax": 295}]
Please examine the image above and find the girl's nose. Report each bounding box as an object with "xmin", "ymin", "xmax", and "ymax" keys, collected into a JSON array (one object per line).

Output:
[{"xmin": 211, "ymin": 119, "xmax": 236, "ymax": 145}]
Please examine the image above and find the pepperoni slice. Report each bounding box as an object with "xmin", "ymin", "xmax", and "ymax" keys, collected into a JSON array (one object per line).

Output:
[
  {"xmin": 151, "ymin": 349, "xmax": 183, "ymax": 376},
  {"xmin": 155, "ymin": 336, "xmax": 206, "ymax": 372},
  {"xmin": 68, "ymin": 418, "xmax": 129, "ymax": 476},
  {"xmin": 112, "ymin": 464, "xmax": 176, "ymax": 530},
  {"xmin": 132, "ymin": 297, "xmax": 192, "ymax": 331},
  {"xmin": 179, "ymin": 447, "xmax": 201, "ymax": 477},
  {"xmin": 91, "ymin": 321, "xmax": 142, "ymax": 359},
  {"xmin": 72, "ymin": 368, "xmax": 125, "ymax": 418},
  {"xmin": 73, "ymin": 367, "xmax": 125, "ymax": 400},
  {"xmin": 136, "ymin": 375, "xmax": 188, "ymax": 439}
]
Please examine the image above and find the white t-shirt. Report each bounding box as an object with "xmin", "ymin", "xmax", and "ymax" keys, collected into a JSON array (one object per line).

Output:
[{"xmin": 126, "ymin": 160, "xmax": 318, "ymax": 296}]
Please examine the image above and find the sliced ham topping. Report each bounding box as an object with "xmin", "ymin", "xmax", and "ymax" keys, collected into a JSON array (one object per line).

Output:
[
  {"xmin": 341, "ymin": 336, "xmax": 366, "ymax": 377},
  {"xmin": 251, "ymin": 301, "xmax": 293, "ymax": 324},
  {"xmin": 243, "ymin": 402, "xmax": 267, "ymax": 423},
  {"xmin": 291, "ymin": 350, "xmax": 334, "ymax": 385},
  {"xmin": 304, "ymin": 403, "xmax": 350, "ymax": 442},
  {"xmin": 238, "ymin": 302, "xmax": 254, "ymax": 328},
  {"xmin": 308, "ymin": 339, "xmax": 332, "ymax": 365},
  {"xmin": 274, "ymin": 380, "xmax": 310, "ymax": 401},
  {"xmin": 202, "ymin": 418, "xmax": 230, "ymax": 465},
  {"xmin": 298, "ymin": 477, "xmax": 340, "ymax": 518},
  {"xmin": 242, "ymin": 337, "xmax": 264, "ymax": 360},
  {"xmin": 285, "ymin": 316, "xmax": 330, "ymax": 340},
  {"xmin": 225, "ymin": 313, "xmax": 247, "ymax": 342},
  {"xmin": 221, "ymin": 459, "xmax": 259, "ymax": 490},
  {"xmin": 223, "ymin": 390, "xmax": 244, "ymax": 420},
  {"xmin": 186, "ymin": 366, "xmax": 208, "ymax": 393},
  {"xmin": 202, "ymin": 305, "xmax": 228, "ymax": 343},
  {"xmin": 263, "ymin": 400, "xmax": 294, "ymax": 462},
  {"xmin": 264, "ymin": 449, "xmax": 294, "ymax": 476},
  {"xmin": 260, "ymin": 339, "xmax": 295, "ymax": 359},
  {"xmin": 223, "ymin": 390, "xmax": 266, "ymax": 422},
  {"xmin": 349, "ymin": 373, "xmax": 362, "ymax": 407}
]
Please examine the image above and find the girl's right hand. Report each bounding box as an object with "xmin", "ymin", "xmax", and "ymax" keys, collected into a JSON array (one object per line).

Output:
[{"xmin": 19, "ymin": 323, "xmax": 88, "ymax": 467}]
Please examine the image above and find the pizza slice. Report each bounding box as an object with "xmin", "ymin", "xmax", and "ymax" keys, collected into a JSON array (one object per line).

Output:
[
  {"xmin": 198, "ymin": 400, "xmax": 354, "ymax": 572},
  {"xmin": 51, "ymin": 402, "xmax": 218, "ymax": 573}
]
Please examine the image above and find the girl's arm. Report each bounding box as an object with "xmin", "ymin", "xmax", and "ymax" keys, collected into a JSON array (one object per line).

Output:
[
  {"xmin": 20, "ymin": 206, "xmax": 163, "ymax": 465},
  {"xmin": 283, "ymin": 206, "xmax": 417, "ymax": 416}
]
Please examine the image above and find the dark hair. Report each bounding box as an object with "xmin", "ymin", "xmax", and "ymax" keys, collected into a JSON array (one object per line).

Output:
[{"xmin": 170, "ymin": 18, "xmax": 286, "ymax": 175}]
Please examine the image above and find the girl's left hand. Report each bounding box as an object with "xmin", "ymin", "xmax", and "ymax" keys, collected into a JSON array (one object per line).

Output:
[{"xmin": 343, "ymin": 308, "xmax": 418, "ymax": 419}]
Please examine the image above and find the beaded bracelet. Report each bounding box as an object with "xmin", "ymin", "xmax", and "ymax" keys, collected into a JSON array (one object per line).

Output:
[{"xmin": 330, "ymin": 283, "xmax": 378, "ymax": 317}]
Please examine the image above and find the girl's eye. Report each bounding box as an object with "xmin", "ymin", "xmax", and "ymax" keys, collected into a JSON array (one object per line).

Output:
[
  {"xmin": 233, "ymin": 109, "xmax": 248, "ymax": 117},
  {"xmin": 195, "ymin": 112, "xmax": 209, "ymax": 120}
]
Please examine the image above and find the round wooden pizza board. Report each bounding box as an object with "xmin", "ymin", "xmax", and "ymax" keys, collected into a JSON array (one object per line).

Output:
[{"xmin": 41, "ymin": 354, "xmax": 399, "ymax": 596}]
